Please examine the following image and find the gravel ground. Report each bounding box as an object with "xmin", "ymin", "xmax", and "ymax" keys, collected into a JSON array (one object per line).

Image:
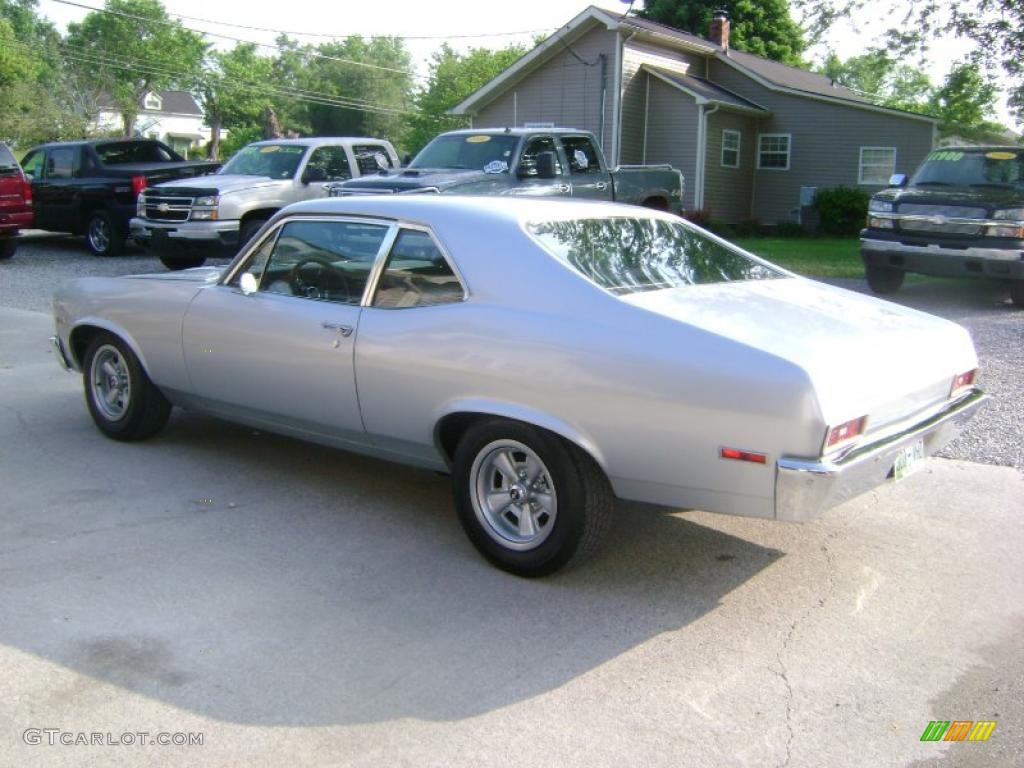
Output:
[{"xmin": 2, "ymin": 232, "xmax": 1020, "ymax": 470}]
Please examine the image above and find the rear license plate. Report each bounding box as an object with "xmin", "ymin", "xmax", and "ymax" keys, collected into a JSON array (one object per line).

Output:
[{"xmin": 893, "ymin": 439, "xmax": 925, "ymax": 480}]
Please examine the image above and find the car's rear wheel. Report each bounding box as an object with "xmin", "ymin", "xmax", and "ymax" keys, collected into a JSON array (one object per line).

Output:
[
  {"xmin": 0, "ymin": 237, "xmax": 15, "ymax": 260},
  {"xmin": 83, "ymin": 333, "xmax": 171, "ymax": 441},
  {"xmin": 85, "ymin": 211, "xmax": 125, "ymax": 256},
  {"xmin": 159, "ymin": 255, "xmax": 207, "ymax": 270},
  {"xmin": 453, "ymin": 419, "xmax": 613, "ymax": 576},
  {"xmin": 865, "ymin": 263, "xmax": 905, "ymax": 295},
  {"xmin": 1010, "ymin": 281, "xmax": 1024, "ymax": 308}
]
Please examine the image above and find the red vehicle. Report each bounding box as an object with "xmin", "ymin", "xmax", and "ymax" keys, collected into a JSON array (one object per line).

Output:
[{"xmin": 0, "ymin": 142, "xmax": 34, "ymax": 260}]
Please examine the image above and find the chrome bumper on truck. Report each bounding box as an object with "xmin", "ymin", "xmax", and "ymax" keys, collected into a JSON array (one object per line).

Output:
[{"xmin": 775, "ymin": 388, "xmax": 986, "ymax": 522}]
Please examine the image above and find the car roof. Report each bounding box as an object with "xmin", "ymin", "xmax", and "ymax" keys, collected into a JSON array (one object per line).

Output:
[
  {"xmin": 933, "ymin": 146, "xmax": 1021, "ymax": 153},
  {"xmin": 28, "ymin": 138, "xmax": 171, "ymax": 151},
  {"xmin": 248, "ymin": 137, "xmax": 394, "ymax": 147},
  {"xmin": 439, "ymin": 128, "xmax": 590, "ymax": 138}
]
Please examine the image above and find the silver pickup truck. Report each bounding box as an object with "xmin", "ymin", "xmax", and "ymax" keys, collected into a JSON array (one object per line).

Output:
[
  {"xmin": 131, "ymin": 137, "xmax": 399, "ymax": 269},
  {"xmin": 329, "ymin": 128, "xmax": 684, "ymax": 212}
]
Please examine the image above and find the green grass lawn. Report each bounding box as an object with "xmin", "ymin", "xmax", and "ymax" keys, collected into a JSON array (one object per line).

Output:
[{"xmin": 732, "ymin": 237, "xmax": 864, "ymax": 279}]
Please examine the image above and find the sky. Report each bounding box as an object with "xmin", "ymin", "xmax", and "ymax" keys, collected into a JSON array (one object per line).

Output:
[{"xmin": 35, "ymin": 0, "xmax": 1013, "ymax": 125}]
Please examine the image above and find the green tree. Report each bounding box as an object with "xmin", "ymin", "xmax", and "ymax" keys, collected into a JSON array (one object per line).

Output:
[
  {"xmin": 639, "ymin": 0, "xmax": 806, "ymax": 65},
  {"xmin": 198, "ymin": 43, "xmax": 276, "ymax": 159},
  {"xmin": 929, "ymin": 61, "xmax": 1009, "ymax": 141},
  {"xmin": 406, "ymin": 43, "xmax": 526, "ymax": 155},
  {"xmin": 819, "ymin": 50, "xmax": 933, "ymax": 113},
  {"xmin": 65, "ymin": 0, "xmax": 205, "ymax": 136}
]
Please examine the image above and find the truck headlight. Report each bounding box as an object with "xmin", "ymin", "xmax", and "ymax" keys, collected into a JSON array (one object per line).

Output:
[
  {"xmin": 985, "ymin": 224, "xmax": 1024, "ymax": 238},
  {"xmin": 868, "ymin": 216, "xmax": 894, "ymax": 229},
  {"xmin": 193, "ymin": 195, "xmax": 219, "ymax": 207},
  {"xmin": 993, "ymin": 207, "xmax": 1024, "ymax": 221},
  {"xmin": 191, "ymin": 209, "xmax": 219, "ymax": 221},
  {"xmin": 869, "ymin": 199, "xmax": 895, "ymax": 213}
]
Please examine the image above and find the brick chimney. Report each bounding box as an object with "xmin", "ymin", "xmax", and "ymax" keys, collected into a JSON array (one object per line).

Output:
[{"xmin": 709, "ymin": 9, "xmax": 730, "ymax": 50}]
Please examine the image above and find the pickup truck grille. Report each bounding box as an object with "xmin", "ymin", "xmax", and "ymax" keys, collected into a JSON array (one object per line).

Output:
[
  {"xmin": 896, "ymin": 203, "xmax": 988, "ymax": 236},
  {"xmin": 143, "ymin": 194, "xmax": 193, "ymax": 222}
]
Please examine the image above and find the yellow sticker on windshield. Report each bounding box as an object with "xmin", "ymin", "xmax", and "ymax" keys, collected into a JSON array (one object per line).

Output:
[
  {"xmin": 259, "ymin": 146, "xmax": 281, "ymax": 153},
  {"xmin": 465, "ymin": 135, "xmax": 491, "ymax": 143},
  {"xmin": 986, "ymin": 151, "xmax": 1017, "ymax": 160}
]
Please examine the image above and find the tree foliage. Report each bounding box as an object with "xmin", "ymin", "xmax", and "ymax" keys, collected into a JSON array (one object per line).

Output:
[
  {"xmin": 197, "ymin": 43, "xmax": 276, "ymax": 159},
  {"xmin": 66, "ymin": 0, "xmax": 205, "ymax": 136},
  {"xmin": 819, "ymin": 50, "xmax": 933, "ymax": 113},
  {"xmin": 929, "ymin": 61, "xmax": 1009, "ymax": 141},
  {"xmin": 639, "ymin": 0, "xmax": 806, "ymax": 65},
  {"xmin": 405, "ymin": 43, "xmax": 526, "ymax": 155}
]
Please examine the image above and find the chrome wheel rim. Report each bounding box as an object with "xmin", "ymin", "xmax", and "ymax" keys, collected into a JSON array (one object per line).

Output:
[
  {"xmin": 89, "ymin": 344, "xmax": 131, "ymax": 420},
  {"xmin": 88, "ymin": 217, "xmax": 110, "ymax": 253},
  {"xmin": 470, "ymin": 439, "xmax": 558, "ymax": 551}
]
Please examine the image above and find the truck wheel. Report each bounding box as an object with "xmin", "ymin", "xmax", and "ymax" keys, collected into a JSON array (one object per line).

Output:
[
  {"xmin": 453, "ymin": 418, "xmax": 613, "ymax": 577},
  {"xmin": 865, "ymin": 264, "xmax": 905, "ymax": 295},
  {"xmin": 85, "ymin": 211, "xmax": 125, "ymax": 257},
  {"xmin": 0, "ymin": 237, "xmax": 15, "ymax": 260},
  {"xmin": 238, "ymin": 218, "xmax": 267, "ymax": 253},
  {"xmin": 1009, "ymin": 281, "xmax": 1024, "ymax": 308},
  {"xmin": 83, "ymin": 332, "xmax": 171, "ymax": 441},
  {"xmin": 159, "ymin": 255, "xmax": 207, "ymax": 271}
]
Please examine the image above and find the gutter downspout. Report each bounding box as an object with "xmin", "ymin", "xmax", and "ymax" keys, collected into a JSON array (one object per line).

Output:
[
  {"xmin": 598, "ymin": 54, "xmax": 607, "ymax": 156},
  {"xmin": 613, "ymin": 31, "xmax": 635, "ymax": 166},
  {"xmin": 695, "ymin": 102, "xmax": 719, "ymax": 211},
  {"xmin": 642, "ymin": 72, "xmax": 651, "ymax": 164}
]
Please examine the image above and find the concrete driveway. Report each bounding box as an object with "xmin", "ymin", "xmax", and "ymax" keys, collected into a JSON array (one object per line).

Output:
[{"xmin": 1, "ymin": 306, "xmax": 1021, "ymax": 768}]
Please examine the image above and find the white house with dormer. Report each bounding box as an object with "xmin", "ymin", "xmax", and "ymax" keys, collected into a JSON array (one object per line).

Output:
[{"xmin": 93, "ymin": 90, "xmax": 218, "ymax": 155}]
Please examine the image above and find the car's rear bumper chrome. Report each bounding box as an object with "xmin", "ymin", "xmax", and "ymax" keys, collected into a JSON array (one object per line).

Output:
[
  {"xmin": 775, "ymin": 388, "xmax": 986, "ymax": 522},
  {"xmin": 50, "ymin": 334, "xmax": 73, "ymax": 372}
]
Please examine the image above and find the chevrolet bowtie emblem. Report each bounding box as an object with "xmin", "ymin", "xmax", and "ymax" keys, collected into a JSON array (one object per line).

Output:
[{"xmin": 157, "ymin": 203, "xmax": 170, "ymax": 212}]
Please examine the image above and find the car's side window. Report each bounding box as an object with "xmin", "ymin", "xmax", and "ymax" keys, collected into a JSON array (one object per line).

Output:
[
  {"xmin": 47, "ymin": 147, "xmax": 78, "ymax": 179},
  {"xmin": 229, "ymin": 229, "xmax": 278, "ymax": 288},
  {"xmin": 305, "ymin": 146, "xmax": 353, "ymax": 182},
  {"xmin": 20, "ymin": 151, "xmax": 44, "ymax": 180},
  {"xmin": 258, "ymin": 219, "xmax": 390, "ymax": 304},
  {"xmin": 518, "ymin": 136, "xmax": 562, "ymax": 176},
  {"xmin": 352, "ymin": 144, "xmax": 395, "ymax": 175},
  {"xmin": 560, "ymin": 136, "xmax": 602, "ymax": 174},
  {"xmin": 372, "ymin": 229, "xmax": 465, "ymax": 309}
]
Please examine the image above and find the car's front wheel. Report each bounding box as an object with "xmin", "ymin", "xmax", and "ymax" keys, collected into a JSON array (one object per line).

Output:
[
  {"xmin": 453, "ymin": 419, "xmax": 613, "ymax": 576},
  {"xmin": 83, "ymin": 333, "xmax": 171, "ymax": 440},
  {"xmin": 159, "ymin": 255, "xmax": 207, "ymax": 270},
  {"xmin": 0, "ymin": 237, "xmax": 15, "ymax": 260},
  {"xmin": 85, "ymin": 211, "xmax": 125, "ymax": 256},
  {"xmin": 865, "ymin": 263, "xmax": 905, "ymax": 295}
]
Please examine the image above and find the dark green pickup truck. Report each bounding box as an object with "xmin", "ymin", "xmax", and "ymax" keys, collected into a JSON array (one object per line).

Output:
[
  {"xmin": 328, "ymin": 128, "xmax": 684, "ymax": 213},
  {"xmin": 860, "ymin": 146, "xmax": 1024, "ymax": 307}
]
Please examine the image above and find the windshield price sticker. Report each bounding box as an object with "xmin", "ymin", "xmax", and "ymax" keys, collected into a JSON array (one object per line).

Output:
[
  {"xmin": 484, "ymin": 160, "xmax": 509, "ymax": 174},
  {"xmin": 259, "ymin": 146, "xmax": 281, "ymax": 153},
  {"xmin": 986, "ymin": 151, "xmax": 1017, "ymax": 161},
  {"xmin": 928, "ymin": 150, "xmax": 964, "ymax": 162},
  {"xmin": 465, "ymin": 135, "xmax": 491, "ymax": 144}
]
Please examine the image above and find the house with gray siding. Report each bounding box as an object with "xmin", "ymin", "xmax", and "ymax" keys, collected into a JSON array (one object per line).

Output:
[{"xmin": 451, "ymin": 6, "xmax": 937, "ymax": 224}]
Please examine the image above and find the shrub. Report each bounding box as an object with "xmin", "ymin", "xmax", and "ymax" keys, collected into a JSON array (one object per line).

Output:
[
  {"xmin": 684, "ymin": 207, "xmax": 712, "ymax": 228},
  {"xmin": 733, "ymin": 219, "xmax": 763, "ymax": 238},
  {"xmin": 706, "ymin": 219, "xmax": 736, "ymax": 238},
  {"xmin": 812, "ymin": 186, "xmax": 870, "ymax": 237},
  {"xmin": 774, "ymin": 221, "xmax": 807, "ymax": 238}
]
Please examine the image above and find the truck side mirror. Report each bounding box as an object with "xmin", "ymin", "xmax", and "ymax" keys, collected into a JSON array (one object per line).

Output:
[
  {"xmin": 533, "ymin": 151, "xmax": 558, "ymax": 179},
  {"xmin": 302, "ymin": 166, "xmax": 327, "ymax": 184},
  {"xmin": 401, "ymin": 153, "xmax": 412, "ymax": 167},
  {"xmin": 888, "ymin": 173, "xmax": 907, "ymax": 187}
]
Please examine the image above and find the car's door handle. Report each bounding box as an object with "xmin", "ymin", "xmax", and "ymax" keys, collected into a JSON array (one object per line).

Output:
[
  {"xmin": 557, "ymin": 184, "xmax": 571, "ymax": 193},
  {"xmin": 322, "ymin": 322, "xmax": 353, "ymax": 337},
  {"xmin": 595, "ymin": 182, "xmax": 608, "ymax": 191}
]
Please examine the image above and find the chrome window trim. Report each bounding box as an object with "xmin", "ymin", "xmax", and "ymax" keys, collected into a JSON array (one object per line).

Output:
[{"xmin": 365, "ymin": 220, "xmax": 470, "ymax": 309}]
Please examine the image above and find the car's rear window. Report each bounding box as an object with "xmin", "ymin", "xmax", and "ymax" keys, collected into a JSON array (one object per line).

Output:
[
  {"xmin": 0, "ymin": 143, "xmax": 18, "ymax": 170},
  {"xmin": 527, "ymin": 217, "xmax": 781, "ymax": 295},
  {"xmin": 95, "ymin": 141, "xmax": 182, "ymax": 164}
]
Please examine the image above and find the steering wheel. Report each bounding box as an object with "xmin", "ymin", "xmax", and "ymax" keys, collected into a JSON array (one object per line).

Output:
[{"xmin": 288, "ymin": 257, "xmax": 352, "ymax": 301}]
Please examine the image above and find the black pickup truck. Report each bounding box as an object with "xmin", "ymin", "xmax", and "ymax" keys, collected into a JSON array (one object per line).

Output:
[
  {"xmin": 861, "ymin": 146, "xmax": 1024, "ymax": 307},
  {"xmin": 20, "ymin": 139, "xmax": 218, "ymax": 256}
]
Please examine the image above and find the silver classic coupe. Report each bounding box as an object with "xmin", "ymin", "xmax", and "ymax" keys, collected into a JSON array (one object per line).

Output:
[{"xmin": 51, "ymin": 197, "xmax": 985, "ymax": 576}]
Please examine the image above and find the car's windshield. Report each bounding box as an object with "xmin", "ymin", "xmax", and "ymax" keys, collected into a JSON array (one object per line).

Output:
[
  {"xmin": 911, "ymin": 149, "xmax": 1024, "ymax": 190},
  {"xmin": 95, "ymin": 141, "xmax": 182, "ymax": 164},
  {"xmin": 221, "ymin": 144, "xmax": 308, "ymax": 179},
  {"xmin": 528, "ymin": 217, "xmax": 782, "ymax": 295},
  {"xmin": 410, "ymin": 134, "xmax": 519, "ymax": 172}
]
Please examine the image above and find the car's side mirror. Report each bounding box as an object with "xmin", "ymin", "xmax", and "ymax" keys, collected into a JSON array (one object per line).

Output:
[
  {"xmin": 302, "ymin": 166, "xmax": 327, "ymax": 184},
  {"xmin": 534, "ymin": 151, "xmax": 558, "ymax": 179},
  {"xmin": 888, "ymin": 173, "xmax": 908, "ymax": 187},
  {"xmin": 401, "ymin": 153, "xmax": 412, "ymax": 167},
  {"xmin": 239, "ymin": 272, "xmax": 259, "ymax": 296}
]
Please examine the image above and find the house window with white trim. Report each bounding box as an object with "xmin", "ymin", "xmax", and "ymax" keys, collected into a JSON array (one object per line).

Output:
[
  {"xmin": 143, "ymin": 92, "xmax": 162, "ymax": 111},
  {"xmin": 859, "ymin": 147, "xmax": 896, "ymax": 185},
  {"xmin": 758, "ymin": 134, "xmax": 790, "ymax": 170},
  {"xmin": 721, "ymin": 130, "xmax": 740, "ymax": 168}
]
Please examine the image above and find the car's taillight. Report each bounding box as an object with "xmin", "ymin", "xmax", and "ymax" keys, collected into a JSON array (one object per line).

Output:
[
  {"xmin": 720, "ymin": 447, "xmax": 767, "ymax": 464},
  {"xmin": 950, "ymin": 368, "xmax": 977, "ymax": 397},
  {"xmin": 825, "ymin": 416, "xmax": 867, "ymax": 450},
  {"xmin": 22, "ymin": 175, "xmax": 32, "ymax": 205},
  {"xmin": 131, "ymin": 175, "xmax": 147, "ymax": 198}
]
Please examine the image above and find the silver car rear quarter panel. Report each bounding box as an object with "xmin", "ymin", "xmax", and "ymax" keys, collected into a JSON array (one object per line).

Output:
[{"xmin": 776, "ymin": 388, "xmax": 986, "ymax": 522}]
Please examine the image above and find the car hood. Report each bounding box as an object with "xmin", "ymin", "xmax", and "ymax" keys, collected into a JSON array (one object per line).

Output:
[
  {"xmin": 335, "ymin": 168, "xmax": 498, "ymax": 193},
  {"xmin": 621, "ymin": 277, "xmax": 978, "ymax": 426},
  {"xmin": 151, "ymin": 174, "xmax": 282, "ymax": 195},
  {"xmin": 874, "ymin": 186, "xmax": 1023, "ymax": 208}
]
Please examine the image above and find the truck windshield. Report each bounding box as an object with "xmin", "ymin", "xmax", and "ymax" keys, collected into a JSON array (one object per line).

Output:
[
  {"xmin": 410, "ymin": 134, "xmax": 519, "ymax": 171},
  {"xmin": 221, "ymin": 144, "xmax": 308, "ymax": 179},
  {"xmin": 911, "ymin": 149, "xmax": 1023, "ymax": 189},
  {"xmin": 95, "ymin": 141, "xmax": 182, "ymax": 164},
  {"xmin": 528, "ymin": 217, "xmax": 781, "ymax": 295}
]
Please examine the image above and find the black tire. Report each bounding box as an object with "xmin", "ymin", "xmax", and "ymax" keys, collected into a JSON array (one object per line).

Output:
[
  {"xmin": 159, "ymin": 255, "xmax": 207, "ymax": 271},
  {"xmin": 1010, "ymin": 281, "xmax": 1024, "ymax": 309},
  {"xmin": 85, "ymin": 210, "xmax": 125, "ymax": 256},
  {"xmin": 0, "ymin": 237, "xmax": 15, "ymax": 260},
  {"xmin": 238, "ymin": 218, "xmax": 268, "ymax": 253},
  {"xmin": 452, "ymin": 418, "xmax": 614, "ymax": 577},
  {"xmin": 82, "ymin": 332, "xmax": 171, "ymax": 441},
  {"xmin": 865, "ymin": 263, "xmax": 905, "ymax": 295}
]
